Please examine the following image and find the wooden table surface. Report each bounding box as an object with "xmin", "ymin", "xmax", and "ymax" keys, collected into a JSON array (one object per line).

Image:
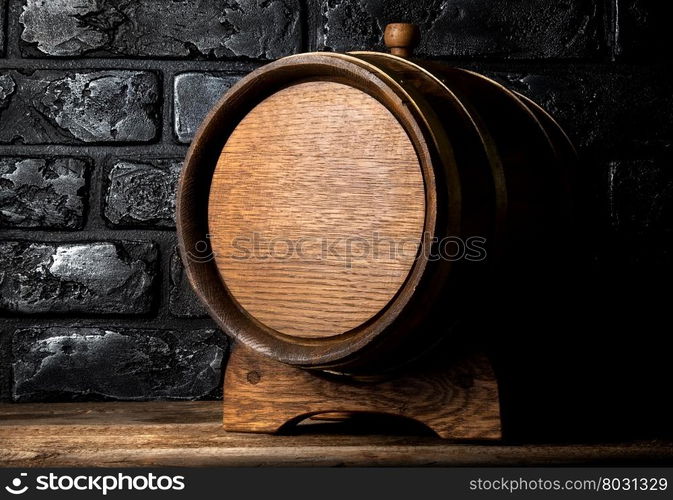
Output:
[{"xmin": 1, "ymin": 402, "xmax": 671, "ymax": 467}]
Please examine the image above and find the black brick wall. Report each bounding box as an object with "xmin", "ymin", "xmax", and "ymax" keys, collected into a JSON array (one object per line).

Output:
[{"xmin": 0, "ymin": 1, "xmax": 671, "ymax": 439}]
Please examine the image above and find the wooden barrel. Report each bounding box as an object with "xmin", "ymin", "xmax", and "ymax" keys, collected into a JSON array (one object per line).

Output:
[{"xmin": 176, "ymin": 24, "xmax": 575, "ymax": 374}]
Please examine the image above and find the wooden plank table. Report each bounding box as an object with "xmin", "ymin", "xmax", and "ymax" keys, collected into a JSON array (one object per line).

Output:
[{"xmin": 1, "ymin": 402, "xmax": 671, "ymax": 467}]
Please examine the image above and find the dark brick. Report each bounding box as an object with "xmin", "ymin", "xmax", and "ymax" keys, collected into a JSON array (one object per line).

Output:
[
  {"xmin": 321, "ymin": 0, "xmax": 603, "ymax": 58},
  {"xmin": 0, "ymin": 70, "xmax": 159, "ymax": 144},
  {"xmin": 104, "ymin": 160, "xmax": 180, "ymax": 228},
  {"xmin": 12, "ymin": 327, "xmax": 227, "ymax": 401},
  {"xmin": 0, "ymin": 0, "xmax": 6, "ymax": 56},
  {"xmin": 0, "ymin": 73, "xmax": 15, "ymax": 109},
  {"xmin": 0, "ymin": 241, "xmax": 157, "ymax": 315},
  {"xmin": 0, "ymin": 329, "xmax": 10, "ymax": 402},
  {"xmin": 170, "ymin": 248, "xmax": 208, "ymax": 318},
  {"xmin": 0, "ymin": 157, "xmax": 88, "ymax": 229},
  {"xmin": 597, "ymin": 158, "xmax": 673, "ymax": 273},
  {"xmin": 174, "ymin": 73, "xmax": 240, "ymax": 143},
  {"xmin": 490, "ymin": 67, "xmax": 673, "ymax": 159},
  {"xmin": 609, "ymin": 159, "xmax": 673, "ymax": 237},
  {"xmin": 615, "ymin": 1, "xmax": 670, "ymax": 60},
  {"xmin": 20, "ymin": 0, "xmax": 302, "ymax": 59}
]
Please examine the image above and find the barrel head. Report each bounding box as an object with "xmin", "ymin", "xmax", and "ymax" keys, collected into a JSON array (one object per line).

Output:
[{"xmin": 208, "ymin": 81, "xmax": 426, "ymax": 339}]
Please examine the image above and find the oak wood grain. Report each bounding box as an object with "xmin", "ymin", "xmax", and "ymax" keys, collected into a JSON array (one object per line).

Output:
[
  {"xmin": 209, "ymin": 81, "xmax": 425, "ymax": 339},
  {"xmin": 1, "ymin": 402, "xmax": 671, "ymax": 467}
]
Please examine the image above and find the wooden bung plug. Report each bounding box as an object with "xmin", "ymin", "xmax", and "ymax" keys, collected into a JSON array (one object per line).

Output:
[{"xmin": 384, "ymin": 23, "xmax": 421, "ymax": 58}]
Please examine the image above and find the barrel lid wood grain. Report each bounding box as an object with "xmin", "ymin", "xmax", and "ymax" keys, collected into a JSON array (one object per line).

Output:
[{"xmin": 208, "ymin": 81, "xmax": 426, "ymax": 339}]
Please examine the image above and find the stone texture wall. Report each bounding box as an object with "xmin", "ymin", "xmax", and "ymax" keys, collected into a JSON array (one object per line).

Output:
[{"xmin": 0, "ymin": 0, "xmax": 671, "ymax": 430}]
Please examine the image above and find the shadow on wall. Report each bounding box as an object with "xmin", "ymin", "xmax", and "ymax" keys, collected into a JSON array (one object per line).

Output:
[{"xmin": 486, "ymin": 154, "xmax": 673, "ymax": 442}]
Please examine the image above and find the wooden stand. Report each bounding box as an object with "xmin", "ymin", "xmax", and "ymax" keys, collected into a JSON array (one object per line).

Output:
[{"xmin": 223, "ymin": 343, "xmax": 501, "ymax": 440}]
